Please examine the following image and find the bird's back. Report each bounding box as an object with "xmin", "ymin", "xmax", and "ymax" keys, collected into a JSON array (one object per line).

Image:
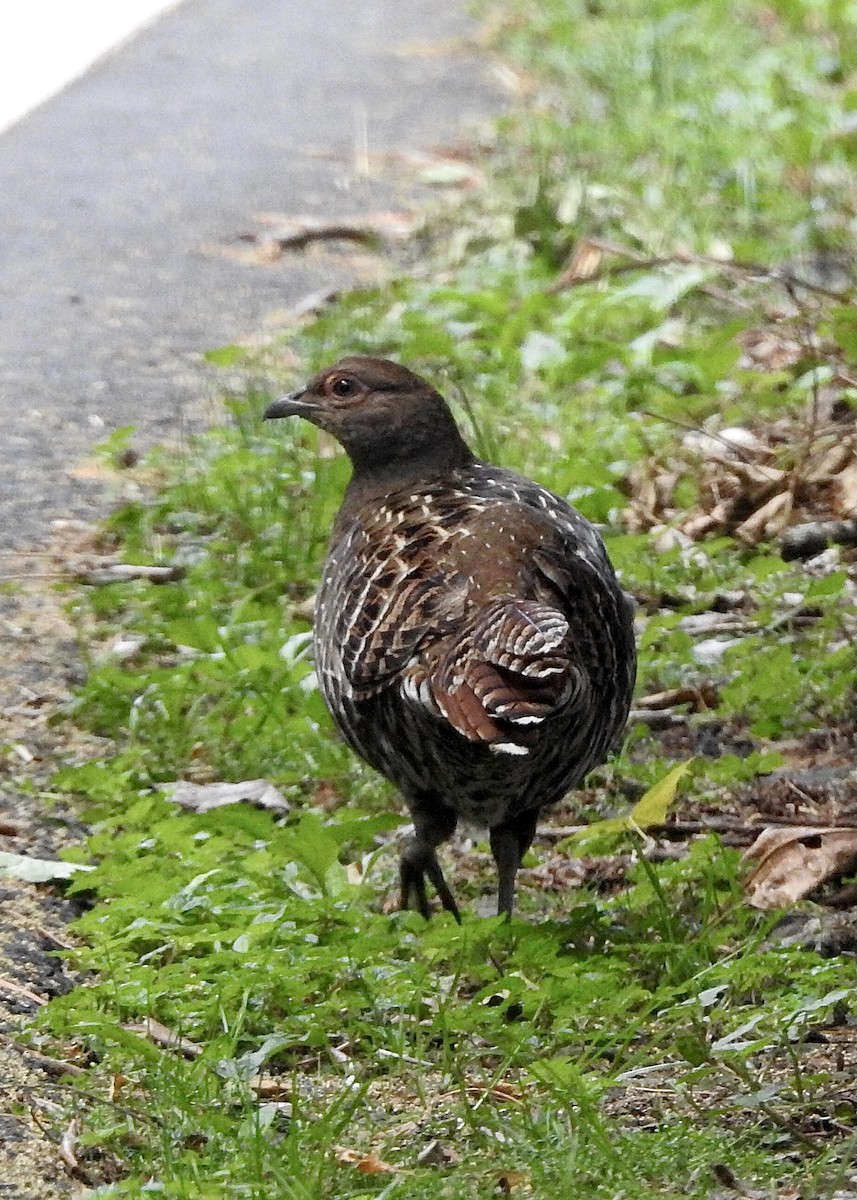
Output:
[{"xmin": 314, "ymin": 461, "xmax": 636, "ymax": 827}]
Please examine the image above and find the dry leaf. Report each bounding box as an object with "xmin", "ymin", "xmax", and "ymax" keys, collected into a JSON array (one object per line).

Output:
[
  {"xmin": 681, "ymin": 512, "xmax": 720, "ymax": 539},
  {"xmin": 557, "ymin": 239, "xmax": 604, "ymax": 284},
  {"xmin": 161, "ymin": 779, "xmax": 289, "ymax": 814},
  {"xmin": 496, "ymin": 1170, "xmax": 529, "ymax": 1194},
  {"xmin": 259, "ymin": 210, "xmax": 418, "ymax": 240},
  {"xmin": 727, "ymin": 459, "xmax": 786, "ymax": 490},
  {"xmin": 337, "ymin": 1148, "xmax": 396, "ymax": 1174},
  {"xmin": 734, "ymin": 489, "xmax": 793, "ymax": 544},
  {"xmin": 808, "ymin": 441, "xmax": 854, "ymax": 481},
  {"xmin": 836, "ymin": 463, "xmax": 857, "ymax": 515},
  {"xmin": 59, "ymin": 1118, "xmax": 79, "ymax": 1170},
  {"xmin": 623, "ymin": 398, "xmax": 856, "ymax": 547},
  {"xmin": 67, "ymin": 461, "xmax": 118, "ymax": 482},
  {"xmin": 250, "ymin": 1076, "xmax": 293, "ymax": 1099},
  {"xmin": 107, "ymin": 1074, "xmax": 130, "ymax": 1102},
  {"xmin": 416, "ymin": 1138, "xmax": 457, "ymax": 1166},
  {"xmin": 0, "ymin": 851, "xmax": 95, "ymax": 884},
  {"xmin": 740, "ymin": 329, "xmax": 804, "ymax": 371},
  {"xmin": 124, "ymin": 1017, "xmax": 202, "ymax": 1059},
  {"xmin": 744, "ymin": 826, "xmax": 857, "ymax": 909}
]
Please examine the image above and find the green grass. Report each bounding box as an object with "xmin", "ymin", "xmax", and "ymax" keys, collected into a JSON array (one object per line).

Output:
[{"xmin": 33, "ymin": 0, "xmax": 857, "ymax": 1194}]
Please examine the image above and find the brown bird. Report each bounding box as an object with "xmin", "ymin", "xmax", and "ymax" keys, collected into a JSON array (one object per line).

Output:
[{"xmin": 265, "ymin": 357, "xmax": 636, "ymax": 919}]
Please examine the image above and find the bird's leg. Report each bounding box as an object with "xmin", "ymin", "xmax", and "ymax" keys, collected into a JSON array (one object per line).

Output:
[
  {"xmin": 400, "ymin": 802, "xmax": 460, "ymax": 923},
  {"xmin": 490, "ymin": 811, "xmax": 539, "ymax": 917}
]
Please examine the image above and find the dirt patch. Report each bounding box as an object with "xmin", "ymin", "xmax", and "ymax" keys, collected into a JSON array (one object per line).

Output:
[{"xmin": 0, "ymin": 543, "xmax": 96, "ymax": 1200}]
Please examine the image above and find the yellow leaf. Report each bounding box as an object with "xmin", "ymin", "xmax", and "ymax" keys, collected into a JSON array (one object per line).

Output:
[
  {"xmin": 563, "ymin": 761, "xmax": 692, "ymax": 855},
  {"xmin": 629, "ymin": 761, "xmax": 693, "ymax": 828}
]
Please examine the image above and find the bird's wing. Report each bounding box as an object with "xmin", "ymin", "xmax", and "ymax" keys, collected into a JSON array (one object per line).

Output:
[
  {"xmin": 340, "ymin": 564, "xmax": 470, "ymax": 696},
  {"xmin": 327, "ymin": 500, "xmax": 476, "ymax": 698},
  {"xmin": 423, "ymin": 597, "xmax": 587, "ymax": 754},
  {"xmin": 417, "ymin": 514, "xmax": 633, "ymax": 755},
  {"xmin": 330, "ymin": 489, "xmax": 634, "ymax": 751}
]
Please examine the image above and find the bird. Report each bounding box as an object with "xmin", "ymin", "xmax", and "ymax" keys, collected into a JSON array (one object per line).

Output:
[{"xmin": 265, "ymin": 356, "xmax": 636, "ymax": 919}]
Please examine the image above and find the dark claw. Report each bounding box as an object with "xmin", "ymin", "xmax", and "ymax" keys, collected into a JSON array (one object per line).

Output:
[{"xmin": 400, "ymin": 842, "xmax": 462, "ymax": 923}]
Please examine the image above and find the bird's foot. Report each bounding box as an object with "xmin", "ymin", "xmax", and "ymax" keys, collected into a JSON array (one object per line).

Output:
[{"xmin": 400, "ymin": 843, "xmax": 461, "ymax": 924}]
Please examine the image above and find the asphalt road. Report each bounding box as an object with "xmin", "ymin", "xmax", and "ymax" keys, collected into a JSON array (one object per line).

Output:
[{"xmin": 0, "ymin": 0, "xmax": 500, "ymax": 549}]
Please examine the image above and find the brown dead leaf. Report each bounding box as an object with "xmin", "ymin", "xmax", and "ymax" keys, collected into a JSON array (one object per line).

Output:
[
  {"xmin": 337, "ymin": 1148, "xmax": 396, "ymax": 1175},
  {"xmin": 67, "ymin": 461, "xmax": 120, "ymax": 482},
  {"xmin": 255, "ymin": 210, "xmax": 418, "ymax": 240},
  {"xmin": 740, "ymin": 328, "xmax": 805, "ymax": 372},
  {"xmin": 681, "ymin": 512, "xmax": 720, "ymax": 539},
  {"xmin": 836, "ymin": 463, "xmax": 857, "ymax": 516},
  {"xmin": 808, "ymin": 441, "xmax": 854, "ymax": 481},
  {"xmin": 625, "ymin": 400, "xmax": 856, "ymax": 547},
  {"xmin": 727, "ymin": 459, "xmax": 786, "ymax": 489},
  {"xmin": 496, "ymin": 1171, "xmax": 530, "ymax": 1195},
  {"xmin": 249, "ymin": 1075, "xmax": 293, "ymax": 1099},
  {"xmin": 489, "ymin": 1081, "xmax": 523, "ymax": 1101},
  {"xmin": 107, "ymin": 1073, "xmax": 130, "ymax": 1102},
  {"xmin": 744, "ymin": 826, "xmax": 857, "ymax": 909},
  {"xmin": 554, "ymin": 239, "xmax": 604, "ymax": 286},
  {"xmin": 734, "ymin": 489, "xmax": 794, "ymax": 545},
  {"xmin": 711, "ymin": 1160, "xmax": 796, "ymax": 1198}
]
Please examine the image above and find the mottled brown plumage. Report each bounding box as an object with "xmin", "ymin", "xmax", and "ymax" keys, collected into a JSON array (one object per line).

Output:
[{"xmin": 265, "ymin": 357, "xmax": 636, "ymax": 918}]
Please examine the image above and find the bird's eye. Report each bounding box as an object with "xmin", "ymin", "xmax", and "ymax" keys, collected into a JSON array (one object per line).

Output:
[{"xmin": 331, "ymin": 377, "xmax": 356, "ymax": 398}]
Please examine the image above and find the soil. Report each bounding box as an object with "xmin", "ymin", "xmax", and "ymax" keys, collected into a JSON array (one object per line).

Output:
[{"xmin": 0, "ymin": 549, "xmax": 96, "ymax": 1197}]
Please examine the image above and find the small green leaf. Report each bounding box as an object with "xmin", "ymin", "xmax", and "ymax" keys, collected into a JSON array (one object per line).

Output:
[
  {"xmin": 674, "ymin": 1033, "xmax": 712, "ymax": 1067},
  {"xmin": 204, "ymin": 344, "xmax": 246, "ymax": 366},
  {"xmin": 284, "ymin": 812, "xmax": 347, "ymax": 896}
]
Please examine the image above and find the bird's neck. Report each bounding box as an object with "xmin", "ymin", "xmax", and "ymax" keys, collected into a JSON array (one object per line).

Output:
[{"xmin": 338, "ymin": 438, "xmax": 476, "ymax": 522}]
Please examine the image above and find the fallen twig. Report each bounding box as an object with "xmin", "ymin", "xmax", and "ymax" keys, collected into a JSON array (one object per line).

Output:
[
  {"xmin": 541, "ymin": 813, "xmax": 857, "ymax": 848},
  {"xmin": 35, "ymin": 924, "xmax": 77, "ymax": 951},
  {"xmin": 77, "ymin": 563, "xmax": 185, "ymax": 585},
  {"xmin": 627, "ymin": 709, "xmax": 690, "ymax": 729},
  {"xmin": 635, "ymin": 685, "xmax": 719, "ymax": 712},
  {"xmin": 123, "ymin": 1017, "xmax": 202, "ymax": 1060},
  {"xmin": 272, "ymin": 225, "xmax": 381, "ymax": 251},
  {"xmin": 550, "ymin": 239, "xmax": 857, "ymax": 304},
  {"xmin": 0, "ymin": 976, "xmax": 48, "ymax": 1006},
  {"xmin": 0, "ymin": 1033, "xmax": 86, "ymax": 1078}
]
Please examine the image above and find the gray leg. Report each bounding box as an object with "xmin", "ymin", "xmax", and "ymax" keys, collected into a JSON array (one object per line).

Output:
[
  {"xmin": 490, "ymin": 811, "xmax": 539, "ymax": 917},
  {"xmin": 400, "ymin": 802, "xmax": 460, "ymax": 922}
]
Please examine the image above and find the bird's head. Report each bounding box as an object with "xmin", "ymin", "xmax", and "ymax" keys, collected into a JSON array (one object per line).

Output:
[{"xmin": 265, "ymin": 356, "xmax": 474, "ymax": 480}]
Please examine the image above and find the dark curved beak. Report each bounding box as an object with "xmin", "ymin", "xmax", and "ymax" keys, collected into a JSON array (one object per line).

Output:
[{"xmin": 264, "ymin": 387, "xmax": 316, "ymax": 420}]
